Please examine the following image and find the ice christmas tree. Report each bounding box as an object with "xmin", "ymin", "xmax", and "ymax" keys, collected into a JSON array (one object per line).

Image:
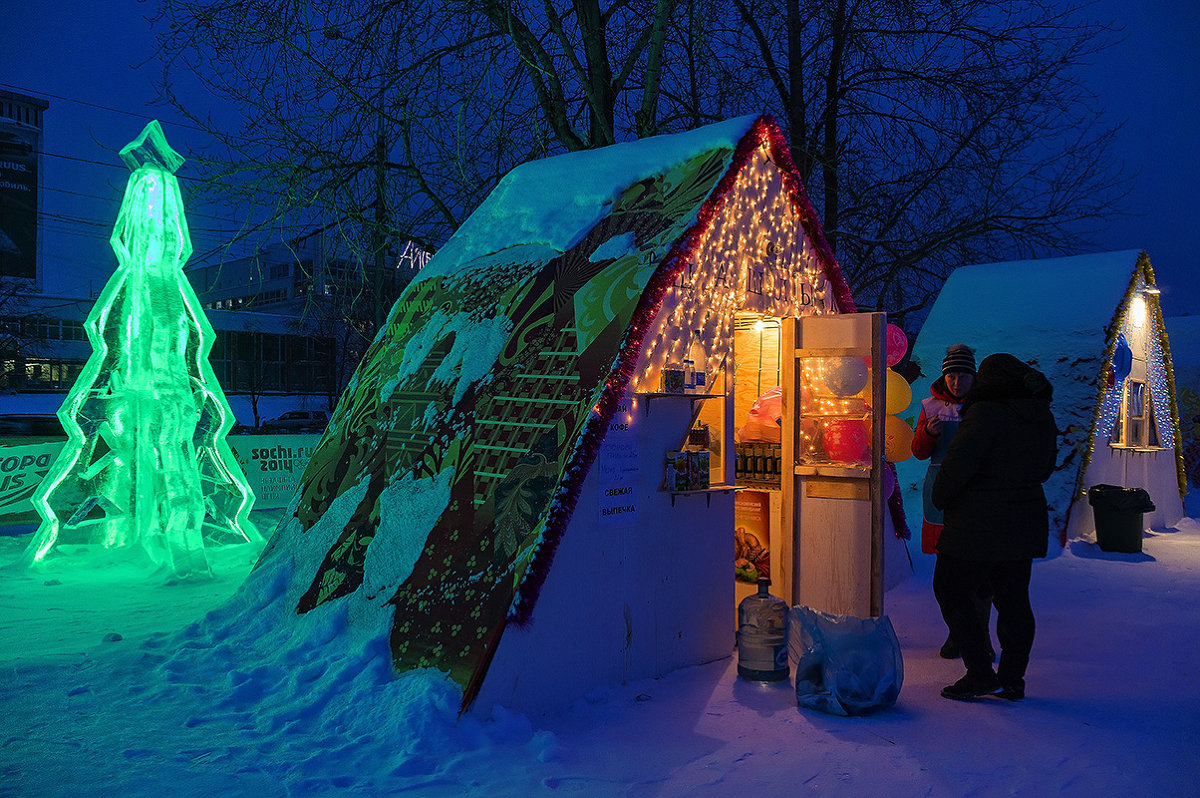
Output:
[{"xmin": 23, "ymin": 121, "xmax": 259, "ymax": 579}]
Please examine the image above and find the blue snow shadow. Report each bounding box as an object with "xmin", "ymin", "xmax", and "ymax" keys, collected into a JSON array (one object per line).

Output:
[
  {"xmin": 731, "ymin": 672, "xmax": 797, "ymax": 717},
  {"xmin": 1068, "ymin": 539, "xmax": 1155, "ymax": 562}
]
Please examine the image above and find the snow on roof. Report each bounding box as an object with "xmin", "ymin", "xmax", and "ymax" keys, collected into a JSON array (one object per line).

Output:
[
  {"xmin": 900, "ymin": 250, "xmax": 1148, "ymax": 530},
  {"xmin": 913, "ymin": 250, "xmax": 1142, "ymax": 363},
  {"xmin": 422, "ymin": 116, "xmax": 760, "ymax": 280}
]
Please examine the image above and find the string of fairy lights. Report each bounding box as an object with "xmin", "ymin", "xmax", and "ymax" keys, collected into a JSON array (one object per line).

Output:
[
  {"xmin": 629, "ymin": 144, "xmax": 835, "ymax": 398},
  {"xmin": 618, "ymin": 138, "xmax": 888, "ymax": 467},
  {"xmin": 1076, "ymin": 253, "xmax": 1187, "ymax": 502}
]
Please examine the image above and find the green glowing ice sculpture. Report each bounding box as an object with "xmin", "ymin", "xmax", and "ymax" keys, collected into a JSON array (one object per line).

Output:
[{"xmin": 23, "ymin": 121, "xmax": 260, "ymax": 578}]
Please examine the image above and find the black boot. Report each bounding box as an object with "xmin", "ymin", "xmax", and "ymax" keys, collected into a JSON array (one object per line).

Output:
[
  {"xmin": 939, "ymin": 635, "xmax": 960, "ymax": 659},
  {"xmin": 996, "ymin": 679, "xmax": 1025, "ymax": 701},
  {"xmin": 941, "ymin": 671, "xmax": 1001, "ymax": 701}
]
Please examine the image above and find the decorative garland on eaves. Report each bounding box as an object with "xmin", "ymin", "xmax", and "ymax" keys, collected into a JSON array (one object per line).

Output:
[
  {"xmin": 508, "ymin": 114, "xmax": 860, "ymax": 624},
  {"xmin": 1070, "ymin": 251, "xmax": 1187, "ymax": 514}
]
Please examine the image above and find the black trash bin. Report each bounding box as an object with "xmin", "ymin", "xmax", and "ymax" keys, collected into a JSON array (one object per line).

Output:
[{"xmin": 1087, "ymin": 484, "xmax": 1156, "ymax": 553}]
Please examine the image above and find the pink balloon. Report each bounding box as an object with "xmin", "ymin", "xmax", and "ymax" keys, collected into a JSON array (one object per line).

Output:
[
  {"xmin": 886, "ymin": 323, "xmax": 908, "ymax": 367},
  {"xmin": 738, "ymin": 387, "xmax": 784, "ymax": 444},
  {"xmin": 754, "ymin": 386, "xmax": 784, "ymax": 421}
]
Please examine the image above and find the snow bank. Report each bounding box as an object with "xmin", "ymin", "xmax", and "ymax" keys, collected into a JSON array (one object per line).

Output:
[{"xmin": 4, "ymin": 512, "xmax": 1200, "ymax": 795}]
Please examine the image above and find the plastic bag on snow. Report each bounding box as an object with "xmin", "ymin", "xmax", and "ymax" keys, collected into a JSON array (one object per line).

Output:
[{"xmin": 789, "ymin": 605, "xmax": 903, "ymax": 716}]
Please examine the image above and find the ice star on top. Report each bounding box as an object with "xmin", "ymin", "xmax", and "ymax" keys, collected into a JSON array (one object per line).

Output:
[{"xmin": 119, "ymin": 119, "xmax": 184, "ymax": 173}]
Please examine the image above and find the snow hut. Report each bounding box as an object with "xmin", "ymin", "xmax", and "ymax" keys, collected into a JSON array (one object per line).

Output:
[
  {"xmin": 899, "ymin": 251, "xmax": 1186, "ymax": 546},
  {"xmin": 253, "ymin": 115, "xmax": 904, "ymax": 714}
]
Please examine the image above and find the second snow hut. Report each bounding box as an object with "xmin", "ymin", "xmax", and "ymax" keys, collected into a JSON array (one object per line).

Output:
[{"xmin": 899, "ymin": 250, "xmax": 1186, "ymax": 546}]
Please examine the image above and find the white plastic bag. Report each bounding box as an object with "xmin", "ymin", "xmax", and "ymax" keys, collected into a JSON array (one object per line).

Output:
[{"xmin": 789, "ymin": 605, "xmax": 904, "ymax": 716}]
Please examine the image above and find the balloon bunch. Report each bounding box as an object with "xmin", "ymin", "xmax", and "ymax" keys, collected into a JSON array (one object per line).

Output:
[
  {"xmin": 819, "ymin": 356, "xmax": 870, "ymax": 462},
  {"xmin": 819, "ymin": 323, "xmax": 915, "ymax": 464}
]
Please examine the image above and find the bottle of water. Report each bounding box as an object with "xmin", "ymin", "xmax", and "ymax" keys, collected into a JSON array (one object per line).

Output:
[
  {"xmin": 688, "ymin": 329, "xmax": 706, "ymax": 393},
  {"xmin": 737, "ymin": 578, "xmax": 789, "ymax": 681}
]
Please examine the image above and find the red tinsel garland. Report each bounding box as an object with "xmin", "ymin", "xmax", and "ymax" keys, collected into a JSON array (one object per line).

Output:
[{"xmin": 510, "ymin": 115, "xmax": 863, "ymax": 625}]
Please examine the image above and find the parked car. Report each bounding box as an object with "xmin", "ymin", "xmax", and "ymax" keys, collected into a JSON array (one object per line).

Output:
[{"xmin": 260, "ymin": 410, "xmax": 328, "ymax": 434}]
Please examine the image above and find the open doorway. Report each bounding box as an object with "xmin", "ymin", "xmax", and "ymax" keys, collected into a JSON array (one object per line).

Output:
[{"xmin": 731, "ymin": 311, "xmax": 785, "ymax": 611}]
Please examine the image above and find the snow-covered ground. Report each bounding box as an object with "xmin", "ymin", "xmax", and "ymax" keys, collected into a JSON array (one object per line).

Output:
[{"xmin": 2, "ymin": 507, "xmax": 1198, "ymax": 796}]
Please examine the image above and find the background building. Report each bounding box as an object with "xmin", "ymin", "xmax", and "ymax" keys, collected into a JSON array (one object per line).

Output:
[
  {"xmin": 0, "ymin": 88, "xmax": 49, "ymax": 290},
  {"xmin": 186, "ymin": 228, "xmax": 429, "ymax": 314}
]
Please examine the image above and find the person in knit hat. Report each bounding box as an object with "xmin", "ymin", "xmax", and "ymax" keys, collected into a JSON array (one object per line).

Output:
[
  {"xmin": 911, "ymin": 344, "xmax": 993, "ymax": 660},
  {"xmin": 913, "ymin": 344, "xmax": 977, "ymax": 549}
]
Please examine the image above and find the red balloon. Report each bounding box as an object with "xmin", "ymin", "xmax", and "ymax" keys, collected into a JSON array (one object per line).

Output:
[{"xmin": 822, "ymin": 418, "xmax": 870, "ymax": 463}]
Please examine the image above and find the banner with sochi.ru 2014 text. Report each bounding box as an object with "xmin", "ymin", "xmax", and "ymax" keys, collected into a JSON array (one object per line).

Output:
[
  {"xmin": 226, "ymin": 434, "xmax": 322, "ymax": 509},
  {"xmin": 0, "ymin": 435, "xmax": 322, "ymax": 519},
  {"xmin": 0, "ymin": 441, "xmax": 63, "ymax": 517}
]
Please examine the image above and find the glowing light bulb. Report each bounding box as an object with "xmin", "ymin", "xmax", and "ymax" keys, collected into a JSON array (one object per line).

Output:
[{"xmin": 1132, "ymin": 295, "xmax": 1148, "ymax": 327}]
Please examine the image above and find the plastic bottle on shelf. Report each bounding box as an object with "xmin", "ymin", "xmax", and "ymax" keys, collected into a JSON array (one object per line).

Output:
[{"xmin": 688, "ymin": 329, "xmax": 707, "ymax": 394}]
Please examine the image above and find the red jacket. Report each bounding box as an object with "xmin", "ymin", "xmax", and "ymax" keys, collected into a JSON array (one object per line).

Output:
[{"xmin": 911, "ymin": 377, "xmax": 965, "ymax": 460}]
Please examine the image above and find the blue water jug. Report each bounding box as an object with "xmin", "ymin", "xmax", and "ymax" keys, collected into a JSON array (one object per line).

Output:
[{"xmin": 737, "ymin": 579, "xmax": 789, "ymax": 681}]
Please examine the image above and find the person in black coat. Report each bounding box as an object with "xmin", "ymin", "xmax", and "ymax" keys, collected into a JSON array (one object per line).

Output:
[{"xmin": 931, "ymin": 353, "xmax": 1057, "ymax": 701}]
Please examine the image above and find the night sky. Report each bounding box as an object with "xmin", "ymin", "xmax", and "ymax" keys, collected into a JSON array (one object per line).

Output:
[{"xmin": 2, "ymin": 0, "xmax": 1197, "ymax": 313}]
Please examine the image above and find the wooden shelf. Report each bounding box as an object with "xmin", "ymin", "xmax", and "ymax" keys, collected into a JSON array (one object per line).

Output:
[
  {"xmin": 797, "ymin": 412, "xmax": 870, "ymax": 419},
  {"xmin": 664, "ymin": 484, "xmax": 743, "ymax": 507},
  {"xmin": 735, "ymin": 479, "xmax": 782, "ymax": 491},
  {"xmin": 639, "ymin": 391, "xmax": 724, "ymax": 415},
  {"xmin": 794, "ymin": 346, "xmax": 872, "ymax": 358},
  {"xmin": 794, "ymin": 463, "xmax": 870, "ymax": 479}
]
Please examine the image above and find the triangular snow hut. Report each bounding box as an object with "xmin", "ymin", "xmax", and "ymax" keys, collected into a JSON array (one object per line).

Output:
[
  {"xmin": 899, "ymin": 251, "xmax": 1186, "ymax": 546},
  {"xmin": 253, "ymin": 115, "xmax": 887, "ymax": 713}
]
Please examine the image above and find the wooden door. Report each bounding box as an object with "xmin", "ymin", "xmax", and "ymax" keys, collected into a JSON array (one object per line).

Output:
[{"xmin": 780, "ymin": 313, "xmax": 885, "ymax": 617}]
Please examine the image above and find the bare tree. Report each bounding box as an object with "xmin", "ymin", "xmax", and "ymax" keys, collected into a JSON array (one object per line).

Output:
[
  {"xmin": 702, "ymin": 0, "xmax": 1126, "ymax": 328},
  {"xmin": 293, "ymin": 287, "xmax": 375, "ymax": 414},
  {"xmin": 151, "ymin": 1, "xmax": 516, "ymax": 277},
  {"xmin": 470, "ymin": 0, "xmax": 683, "ymax": 148},
  {"xmin": 153, "ymin": 0, "xmax": 1125, "ymax": 333}
]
